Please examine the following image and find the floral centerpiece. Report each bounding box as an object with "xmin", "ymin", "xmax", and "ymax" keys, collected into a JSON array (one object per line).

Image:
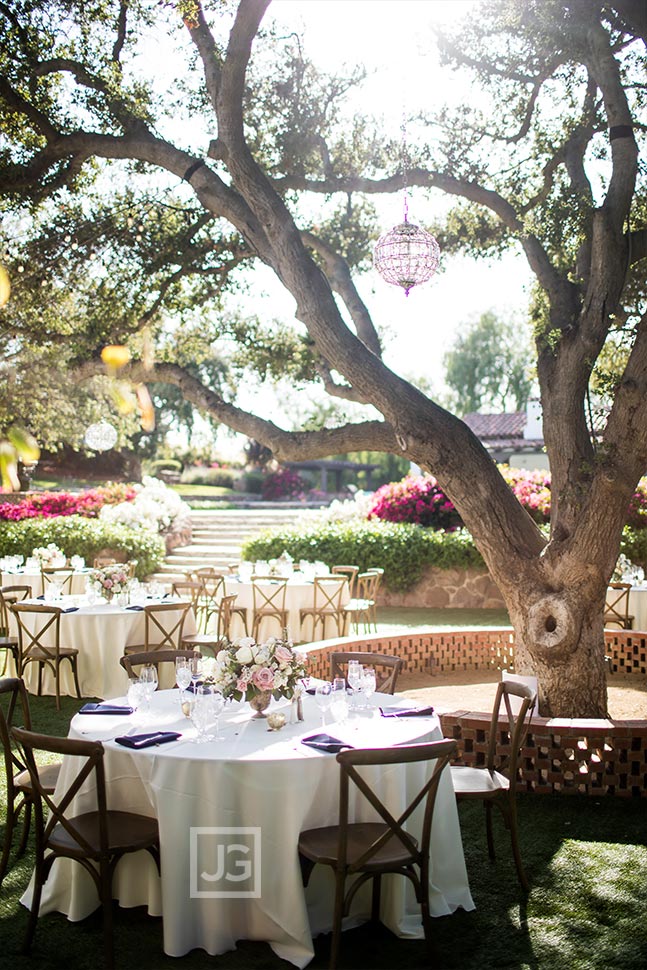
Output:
[
  {"xmin": 89, "ymin": 562, "xmax": 132, "ymax": 601},
  {"xmin": 32, "ymin": 542, "xmax": 66, "ymax": 567},
  {"xmin": 206, "ymin": 634, "xmax": 307, "ymax": 706}
]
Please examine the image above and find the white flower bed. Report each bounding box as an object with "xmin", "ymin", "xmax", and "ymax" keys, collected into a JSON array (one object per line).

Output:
[{"xmin": 99, "ymin": 476, "xmax": 190, "ymax": 535}]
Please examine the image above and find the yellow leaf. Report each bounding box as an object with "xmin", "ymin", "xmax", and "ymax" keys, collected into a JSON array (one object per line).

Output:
[
  {"xmin": 7, "ymin": 426, "xmax": 40, "ymax": 462},
  {"xmin": 0, "ymin": 442, "xmax": 20, "ymax": 491},
  {"xmin": 110, "ymin": 380, "xmax": 137, "ymax": 415},
  {"xmin": 0, "ymin": 264, "xmax": 10, "ymax": 307},
  {"xmin": 101, "ymin": 344, "xmax": 131, "ymax": 371},
  {"xmin": 136, "ymin": 383, "xmax": 156, "ymax": 432}
]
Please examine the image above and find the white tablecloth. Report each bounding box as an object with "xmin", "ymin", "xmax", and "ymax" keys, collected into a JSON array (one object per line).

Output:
[
  {"xmin": 224, "ymin": 576, "xmax": 349, "ymax": 642},
  {"xmin": 2, "ymin": 568, "xmax": 91, "ymax": 598},
  {"xmin": 24, "ymin": 691, "xmax": 473, "ymax": 966},
  {"xmin": 8, "ymin": 597, "xmax": 196, "ymax": 699},
  {"xmin": 628, "ymin": 586, "xmax": 647, "ymax": 630}
]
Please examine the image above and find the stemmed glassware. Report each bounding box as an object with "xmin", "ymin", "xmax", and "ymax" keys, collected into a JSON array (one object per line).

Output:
[
  {"xmin": 360, "ymin": 667, "xmax": 376, "ymax": 709},
  {"xmin": 315, "ymin": 681, "xmax": 333, "ymax": 727},
  {"xmin": 189, "ymin": 656, "xmax": 202, "ymax": 690},
  {"xmin": 175, "ymin": 657, "xmax": 192, "ymax": 711},
  {"xmin": 139, "ymin": 664, "xmax": 158, "ymax": 712},
  {"xmin": 346, "ymin": 660, "xmax": 363, "ymax": 711},
  {"xmin": 331, "ymin": 678, "xmax": 349, "ymax": 723}
]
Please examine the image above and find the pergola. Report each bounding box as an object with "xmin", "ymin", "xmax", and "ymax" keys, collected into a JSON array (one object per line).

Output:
[{"xmin": 285, "ymin": 459, "xmax": 380, "ymax": 493}]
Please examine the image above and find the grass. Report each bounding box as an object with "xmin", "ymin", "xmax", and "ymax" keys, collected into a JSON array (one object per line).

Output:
[{"xmin": 2, "ymin": 696, "xmax": 647, "ymax": 970}]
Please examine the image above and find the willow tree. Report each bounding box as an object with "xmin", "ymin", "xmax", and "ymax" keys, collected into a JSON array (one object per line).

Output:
[{"xmin": 1, "ymin": 0, "xmax": 646, "ymax": 716}]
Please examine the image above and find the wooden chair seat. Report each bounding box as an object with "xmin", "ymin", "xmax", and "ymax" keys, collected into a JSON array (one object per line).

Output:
[
  {"xmin": 48, "ymin": 809, "xmax": 159, "ymax": 857},
  {"xmin": 14, "ymin": 761, "xmax": 61, "ymax": 793},
  {"xmin": 450, "ymin": 766, "xmax": 509, "ymax": 796},
  {"xmin": 299, "ymin": 821, "xmax": 419, "ymax": 872}
]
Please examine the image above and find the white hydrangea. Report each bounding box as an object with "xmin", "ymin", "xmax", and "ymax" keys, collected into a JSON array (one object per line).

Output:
[
  {"xmin": 308, "ymin": 490, "xmax": 374, "ymax": 525},
  {"xmin": 99, "ymin": 476, "xmax": 190, "ymax": 535}
]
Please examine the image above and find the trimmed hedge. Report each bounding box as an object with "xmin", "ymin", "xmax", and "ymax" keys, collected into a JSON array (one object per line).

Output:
[
  {"xmin": 242, "ymin": 521, "xmax": 484, "ymax": 592},
  {"xmin": 0, "ymin": 515, "xmax": 165, "ymax": 580}
]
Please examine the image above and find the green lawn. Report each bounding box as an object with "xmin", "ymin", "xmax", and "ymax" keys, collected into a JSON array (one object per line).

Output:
[{"xmin": 1, "ymin": 695, "xmax": 646, "ymax": 969}]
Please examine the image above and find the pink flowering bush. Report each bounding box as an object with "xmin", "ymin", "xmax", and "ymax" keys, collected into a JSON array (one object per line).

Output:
[
  {"xmin": 368, "ymin": 475, "xmax": 462, "ymax": 530},
  {"xmin": 261, "ymin": 468, "xmax": 306, "ymax": 501},
  {"xmin": 498, "ymin": 467, "xmax": 552, "ymax": 525},
  {"xmin": 0, "ymin": 483, "xmax": 136, "ymax": 522}
]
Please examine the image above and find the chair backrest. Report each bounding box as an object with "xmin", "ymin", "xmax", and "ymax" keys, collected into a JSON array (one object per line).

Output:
[
  {"xmin": 486, "ymin": 680, "xmax": 537, "ymax": 781},
  {"xmin": 216, "ymin": 594, "xmax": 239, "ymax": 639},
  {"xmin": 330, "ymin": 651, "xmax": 404, "ymax": 694},
  {"xmin": 604, "ymin": 582, "xmax": 632, "ymax": 627},
  {"xmin": 251, "ymin": 577, "xmax": 288, "ymax": 614},
  {"xmin": 10, "ymin": 603, "xmax": 62, "ymax": 661},
  {"xmin": 171, "ymin": 580, "xmax": 203, "ymax": 614},
  {"xmin": 0, "ymin": 677, "xmax": 33, "ymax": 798},
  {"xmin": 143, "ymin": 602, "xmax": 191, "ymax": 651},
  {"xmin": 501, "ymin": 670, "xmax": 539, "ymax": 715},
  {"xmin": 312, "ymin": 575, "xmax": 348, "ymax": 613},
  {"xmin": 0, "ymin": 584, "xmax": 32, "ymax": 635},
  {"xmin": 93, "ymin": 556, "xmax": 116, "ymax": 568},
  {"xmin": 195, "ymin": 567, "xmax": 226, "ymax": 598},
  {"xmin": 355, "ymin": 571, "xmax": 380, "ymax": 602},
  {"xmin": 335, "ymin": 739, "xmax": 457, "ymax": 872},
  {"xmin": 11, "ymin": 726, "xmax": 109, "ymax": 859},
  {"xmin": 120, "ymin": 648, "xmax": 202, "ymax": 680},
  {"xmin": 331, "ymin": 565, "xmax": 359, "ymax": 599},
  {"xmin": 41, "ymin": 567, "xmax": 74, "ymax": 597},
  {"xmin": 126, "ymin": 560, "xmax": 138, "ymax": 579}
]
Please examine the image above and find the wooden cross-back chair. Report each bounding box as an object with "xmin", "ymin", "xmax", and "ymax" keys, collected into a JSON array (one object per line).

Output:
[
  {"xmin": 0, "ymin": 677, "xmax": 61, "ymax": 886},
  {"xmin": 193, "ymin": 568, "xmax": 226, "ymax": 633},
  {"xmin": 330, "ymin": 651, "xmax": 404, "ymax": 695},
  {"xmin": 450, "ymin": 679, "xmax": 537, "ymax": 891},
  {"xmin": 124, "ymin": 601, "xmax": 192, "ymax": 654},
  {"xmin": 10, "ymin": 603, "xmax": 81, "ymax": 710},
  {"xmin": 12, "ymin": 726, "xmax": 160, "ymax": 970},
  {"xmin": 342, "ymin": 571, "xmax": 380, "ymax": 635},
  {"xmin": 299, "ymin": 575, "xmax": 348, "ymax": 641},
  {"xmin": 331, "ymin": 565, "xmax": 359, "ymax": 600},
  {"xmin": 298, "ymin": 739, "xmax": 457, "ymax": 969},
  {"xmin": 0, "ymin": 584, "xmax": 31, "ymax": 675},
  {"xmin": 250, "ymin": 577, "xmax": 289, "ymax": 640},
  {"xmin": 603, "ymin": 582, "xmax": 634, "ymax": 629},
  {"xmin": 40, "ymin": 566, "xmax": 74, "ymax": 598},
  {"xmin": 182, "ymin": 593, "xmax": 248, "ymax": 655}
]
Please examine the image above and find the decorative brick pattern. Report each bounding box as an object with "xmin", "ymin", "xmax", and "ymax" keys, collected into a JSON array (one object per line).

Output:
[{"xmin": 303, "ymin": 628, "xmax": 647, "ymax": 798}]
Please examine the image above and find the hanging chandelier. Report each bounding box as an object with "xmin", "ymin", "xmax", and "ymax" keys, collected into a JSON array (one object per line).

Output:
[
  {"xmin": 84, "ymin": 420, "xmax": 118, "ymax": 452},
  {"xmin": 374, "ymin": 117, "xmax": 440, "ymax": 296}
]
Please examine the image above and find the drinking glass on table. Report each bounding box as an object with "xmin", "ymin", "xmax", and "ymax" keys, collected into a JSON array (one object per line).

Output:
[
  {"xmin": 190, "ymin": 685, "xmax": 216, "ymax": 743},
  {"xmin": 331, "ymin": 678, "xmax": 349, "ymax": 724},
  {"xmin": 361, "ymin": 667, "xmax": 376, "ymax": 709},
  {"xmin": 346, "ymin": 661, "xmax": 363, "ymax": 711},
  {"xmin": 175, "ymin": 657, "xmax": 192, "ymax": 697},
  {"xmin": 315, "ymin": 681, "xmax": 333, "ymax": 727},
  {"xmin": 189, "ymin": 656, "xmax": 202, "ymax": 690},
  {"xmin": 138, "ymin": 664, "xmax": 158, "ymax": 713}
]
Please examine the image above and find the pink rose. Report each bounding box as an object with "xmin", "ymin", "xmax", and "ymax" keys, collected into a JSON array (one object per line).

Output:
[
  {"xmin": 236, "ymin": 676, "xmax": 249, "ymax": 692},
  {"xmin": 274, "ymin": 645, "xmax": 293, "ymax": 663},
  {"xmin": 252, "ymin": 667, "xmax": 274, "ymax": 690}
]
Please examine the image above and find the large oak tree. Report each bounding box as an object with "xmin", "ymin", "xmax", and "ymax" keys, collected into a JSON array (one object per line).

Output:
[{"xmin": 1, "ymin": 0, "xmax": 646, "ymax": 716}]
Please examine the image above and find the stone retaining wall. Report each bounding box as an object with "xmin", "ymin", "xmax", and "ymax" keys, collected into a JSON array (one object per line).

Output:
[
  {"xmin": 377, "ymin": 566, "xmax": 506, "ymax": 610},
  {"xmin": 303, "ymin": 629, "xmax": 647, "ymax": 798}
]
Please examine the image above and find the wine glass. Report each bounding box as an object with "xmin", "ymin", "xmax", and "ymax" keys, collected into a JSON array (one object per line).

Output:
[
  {"xmin": 331, "ymin": 678, "xmax": 349, "ymax": 724},
  {"xmin": 211, "ymin": 689, "xmax": 225, "ymax": 741},
  {"xmin": 361, "ymin": 667, "xmax": 376, "ymax": 709},
  {"xmin": 138, "ymin": 664, "xmax": 158, "ymax": 713},
  {"xmin": 190, "ymin": 685, "xmax": 215, "ymax": 743},
  {"xmin": 315, "ymin": 681, "xmax": 333, "ymax": 727},
  {"xmin": 346, "ymin": 661, "xmax": 363, "ymax": 711},
  {"xmin": 189, "ymin": 656, "xmax": 202, "ymax": 691}
]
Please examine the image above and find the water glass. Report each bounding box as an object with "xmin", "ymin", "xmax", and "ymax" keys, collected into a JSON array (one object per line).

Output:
[
  {"xmin": 190, "ymin": 685, "xmax": 217, "ymax": 743},
  {"xmin": 346, "ymin": 661, "xmax": 363, "ymax": 710},
  {"xmin": 139, "ymin": 664, "xmax": 159, "ymax": 703},
  {"xmin": 361, "ymin": 667, "xmax": 377, "ymax": 708},
  {"xmin": 315, "ymin": 681, "xmax": 333, "ymax": 726},
  {"xmin": 175, "ymin": 657, "xmax": 192, "ymax": 692},
  {"xmin": 331, "ymin": 678, "xmax": 349, "ymax": 723}
]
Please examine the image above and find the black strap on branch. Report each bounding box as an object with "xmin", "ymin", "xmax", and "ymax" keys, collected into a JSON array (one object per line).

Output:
[
  {"xmin": 182, "ymin": 159, "xmax": 207, "ymax": 182},
  {"xmin": 609, "ymin": 125, "xmax": 634, "ymax": 141}
]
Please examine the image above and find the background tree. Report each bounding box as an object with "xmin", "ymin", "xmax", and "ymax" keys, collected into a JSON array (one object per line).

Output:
[
  {"xmin": 443, "ymin": 311, "xmax": 534, "ymax": 416},
  {"xmin": 1, "ymin": 0, "xmax": 646, "ymax": 716}
]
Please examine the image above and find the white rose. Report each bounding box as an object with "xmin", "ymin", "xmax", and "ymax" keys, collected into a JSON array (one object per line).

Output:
[
  {"xmin": 235, "ymin": 645, "xmax": 254, "ymax": 665},
  {"xmin": 216, "ymin": 650, "xmax": 229, "ymax": 663}
]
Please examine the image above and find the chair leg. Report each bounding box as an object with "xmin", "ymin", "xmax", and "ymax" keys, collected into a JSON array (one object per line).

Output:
[
  {"xmin": 23, "ymin": 859, "xmax": 43, "ymax": 954},
  {"xmin": 70, "ymin": 656, "xmax": 82, "ymax": 699},
  {"xmin": 506, "ymin": 801, "xmax": 530, "ymax": 891},
  {"xmin": 100, "ymin": 861, "xmax": 115, "ymax": 970},
  {"xmin": 485, "ymin": 802, "xmax": 495, "ymax": 860},
  {"xmin": 17, "ymin": 798, "xmax": 32, "ymax": 858},
  {"xmin": 0, "ymin": 800, "xmax": 17, "ymax": 884},
  {"xmin": 329, "ymin": 869, "xmax": 346, "ymax": 970},
  {"xmin": 37, "ymin": 662, "xmax": 43, "ymax": 697},
  {"xmin": 371, "ymin": 873, "xmax": 382, "ymax": 923}
]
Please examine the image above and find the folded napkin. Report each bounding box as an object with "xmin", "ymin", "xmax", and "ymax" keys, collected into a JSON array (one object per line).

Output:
[
  {"xmin": 301, "ymin": 733, "xmax": 354, "ymax": 753},
  {"xmin": 78, "ymin": 702, "xmax": 134, "ymax": 715},
  {"xmin": 379, "ymin": 705, "xmax": 435, "ymax": 718},
  {"xmin": 126, "ymin": 604, "xmax": 144, "ymax": 611},
  {"xmin": 63, "ymin": 606, "xmax": 79, "ymax": 613},
  {"xmin": 115, "ymin": 731, "xmax": 182, "ymax": 749},
  {"xmin": 301, "ymin": 677, "xmax": 328, "ymax": 695}
]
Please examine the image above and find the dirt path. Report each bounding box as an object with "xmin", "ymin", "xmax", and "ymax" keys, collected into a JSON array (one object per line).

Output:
[{"xmin": 398, "ymin": 669, "xmax": 647, "ymax": 719}]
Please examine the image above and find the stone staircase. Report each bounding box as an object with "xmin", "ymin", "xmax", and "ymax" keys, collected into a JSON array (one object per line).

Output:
[{"xmin": 155, "ymin": 507, "xmax": 317, "ymax": 581}]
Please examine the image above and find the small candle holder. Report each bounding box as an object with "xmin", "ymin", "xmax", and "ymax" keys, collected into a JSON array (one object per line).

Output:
[{"xmin": 267, "ymin": 712, "xmax": 286, "ymax": 731}]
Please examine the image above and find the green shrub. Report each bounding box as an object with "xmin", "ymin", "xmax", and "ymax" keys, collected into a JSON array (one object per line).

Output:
[
  {"xmin": 0, "ymin": 516, "xmax": 165, "ymax": 579},
  {"xmin": 620, "ymin": 526, "xmax": 647, "ymax": 572},
  {"xmin": 242, "ymin": 521, "xmax": 484, "ymax": 592},
  {"xmin": 181, "ymin": 467, "xmax": 236, "ymax": 489},
  {"xmin": 240, "ymin": 471, "xmax": 264, "ymax": 494}
]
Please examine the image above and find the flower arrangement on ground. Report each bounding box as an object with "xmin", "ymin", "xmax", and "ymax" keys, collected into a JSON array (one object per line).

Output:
[
  {"xmin": 31, "ymin": 542, "xmax": 66, "ymax": 566},
  {"xmin": 90, "ymin": 562, "xmax": 131, "ymax": 600},
  {"xmin": 206, "ymin": 635, "xmax": 308, "ymax": 702}
]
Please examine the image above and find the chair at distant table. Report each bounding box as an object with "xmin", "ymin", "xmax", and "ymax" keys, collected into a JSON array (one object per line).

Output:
[{"xmin": 603, "ymin": 582, "xmax": 634, "ymax": 629}]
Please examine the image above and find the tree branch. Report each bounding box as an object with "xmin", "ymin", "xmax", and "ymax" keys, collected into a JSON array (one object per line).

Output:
[{"xmin": 185, "ymin": 1, "xmax": 223, "ymax": 116}]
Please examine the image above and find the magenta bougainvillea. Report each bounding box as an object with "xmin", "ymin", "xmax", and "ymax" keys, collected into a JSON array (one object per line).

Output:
[
  {"xmin": 261, "ymin": 468, "xmax": 306, "ymax": 501},
  {"xmin": 368, "ymin": 468, "xmax": 647, "ymax": 531},
  {"xmin": 368, "ymin": 475, "xmax": 462, "ymax": 530},
  {"xmin": 0, "ymin": 483, "xmax": 137, "ymax": 522}
]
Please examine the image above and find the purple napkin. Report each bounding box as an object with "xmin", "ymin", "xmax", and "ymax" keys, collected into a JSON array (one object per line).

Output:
[
  {"xmin": 301, "ymin": 733, "xmax": 354, "ymax": 753},
  {"xmin": 63, "ymin": 606, "xmax": 79, "ymax": 613},
  {"xmin": 379, "ymin": 705, "xmax": 435, "ymax": 718},
  {"xmin": 79, "ymin": 702, "xmax": 134, "ymax": 715},
  {"xmin": 126, "ymin": 605, "xmax": 144, "ymax": 611},
  {"xmin": 115, "ymin": 731, "xmax": 181, "ymax": 749}
]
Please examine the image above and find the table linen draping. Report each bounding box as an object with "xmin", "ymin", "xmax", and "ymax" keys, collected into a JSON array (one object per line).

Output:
[
  {"xmin": 1, "ymin": 568, "xmax": 91, "ymax": 598},
  {"xmin": 23, "ymin": 690, "xmax": 474, "ymax": 967}
]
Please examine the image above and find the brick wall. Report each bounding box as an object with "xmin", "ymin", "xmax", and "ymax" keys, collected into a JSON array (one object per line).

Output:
[{"xmin": 303, "ymin": 628, "xmax": 647, "ymax": 798}]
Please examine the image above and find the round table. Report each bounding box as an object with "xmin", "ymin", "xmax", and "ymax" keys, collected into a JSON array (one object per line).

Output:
[
  {"xmin": 224, "ymin": 575, "xmax": 349, "ymax": 642},
  {"xmin": 1, "ymin": 567, "xmax": 91, "ymax": 598},
  {"xmin": 24, "ymin": 691, "xmax": 474, "ymax": 967}
]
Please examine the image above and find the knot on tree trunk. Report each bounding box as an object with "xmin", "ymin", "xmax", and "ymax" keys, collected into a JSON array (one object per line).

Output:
[{"xmin": 527, "ymin": 595, "xmax": 578, "ymax": 663}]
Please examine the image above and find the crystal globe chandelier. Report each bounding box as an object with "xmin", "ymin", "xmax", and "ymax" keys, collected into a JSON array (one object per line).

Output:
[
  {"xmin": 374, "ymin": 119, "xmax": 440, "ymax": 296},
  {"xmin": 84, "ymin": 421, "xmax": 118, "ymax": 452}
]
